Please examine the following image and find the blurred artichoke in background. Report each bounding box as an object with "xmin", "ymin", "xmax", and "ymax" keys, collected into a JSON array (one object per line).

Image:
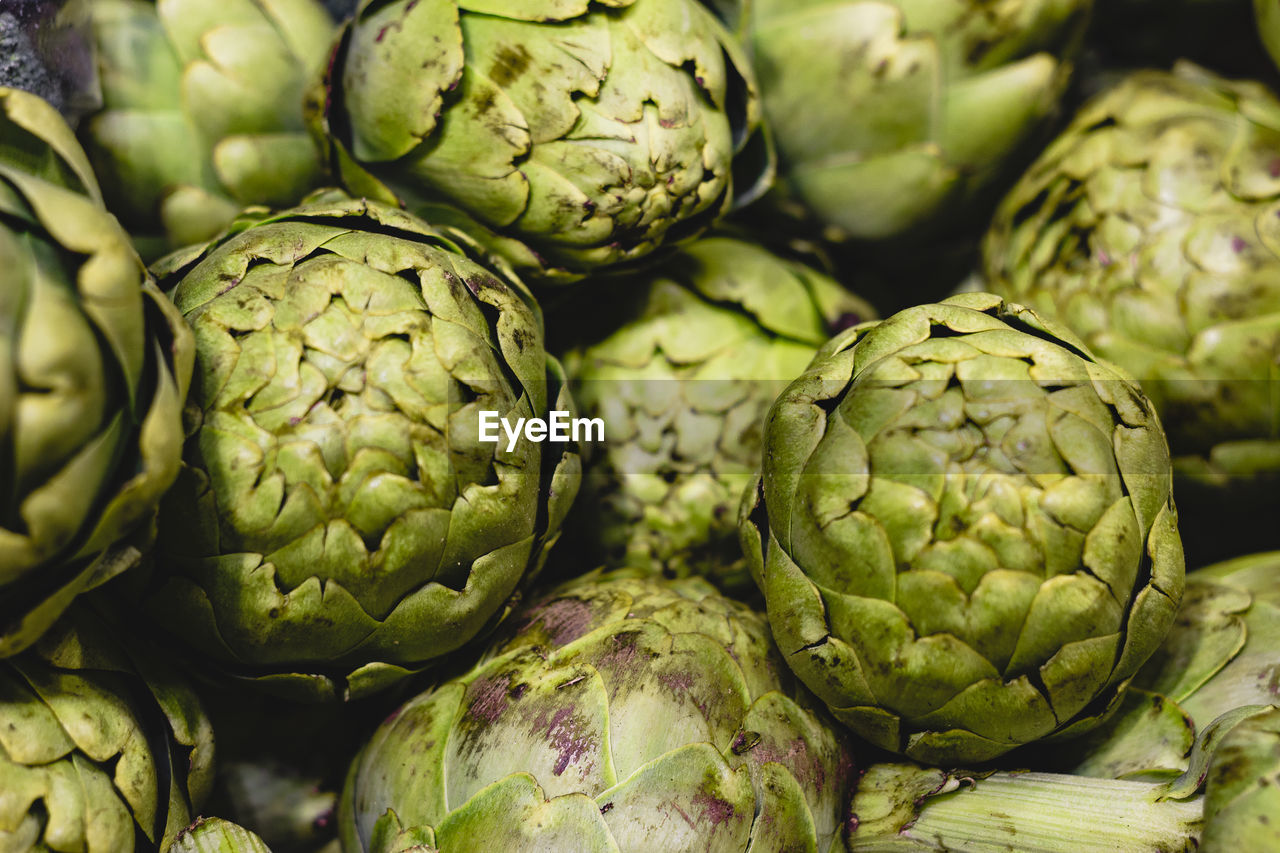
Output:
[
  {"xmin": 561, "ymin": 237, "xmax": 873, "ymax": 591},
  {"xmin": 0, "ymin": 608, "xmax": 215, "ymax": 851},
  {"xmin": 82, "ymin": 0, "xmax": 334, "ymax": 258},
  {"xmin": 0, "ymin": 86, "xmax": 192, "ymax": 658},
  {"xmin": 143, "ymin": 196, "xmax": 580, "ymax": 703},
  {"xmin": 311, "ymin": 0, "xmax": 769, "ymax": 282},
  {"xmin": 172, "ymin": 818, "xmax": 272, "ymax": 853},
  {"xmin": 984, "ymin": 63, "xmax": 1280, "ymax": 562},
  {"xmin": 339, "ymin": 573, "xmax": 852, "ymax": 852},
  {"xmin": 740, "ymin": 292, "xmax": 1184, "ymax": 764},
  {"xmin": 748, "ymin": 0, "xmax": 1092, "ymax": 243}
]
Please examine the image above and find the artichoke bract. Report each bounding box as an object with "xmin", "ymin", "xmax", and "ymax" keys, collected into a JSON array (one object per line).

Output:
[
  {"xmin": 147, "ymin": 196, "xmax": 581, "ymax": 702},
  {"xmin": 0, "ymin": 86, "xmax": 192, "ymax": 658},
  {"xmin": 749, "ymin": 0, "xmax": 1092, "ymax": 243},
  {"xmin": 983, "ymin": 64, "xmax": 1280, "ymax": 558},
  {"xmin": 82, "ymin": 0, "xmax": 334, "ymax": 257},
  {"xmin": 562, "ymin": 236, "xmax": 873, "ymax": 590},
  {"xmin": 171, "ymin": 818, "xmax": 272, "ymax": 853},
  {"xmin": 740, "ymin": 292, "xmax": 1185, "ymax": 765},
  {"xmin": 339, "ymin": 573, "xmax": 852, "ymax": 853},
  {"xmin": 312, "ymin": 0, "xmax": 768, "ymax": 282},
  {"xmin": 1203, "ymin": 706, "xmax": 1280, "ymax": 850},
  {"xmin": 0, "ymin": 608, "xmax": 216, "ymax": 852}
]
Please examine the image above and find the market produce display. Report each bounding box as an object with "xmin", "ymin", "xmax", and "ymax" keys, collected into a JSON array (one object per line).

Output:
[{"xmin": 1, "ymin": 0, "xmax": 1279, "ymax": 849}]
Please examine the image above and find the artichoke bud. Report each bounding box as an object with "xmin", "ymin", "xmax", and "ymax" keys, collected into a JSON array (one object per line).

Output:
[
  {"xmin": 749, "ymin": 0, "xmax": 1093, "ymax": 244},
  {"xmin": 81, "ymin": 0, "xmax": 336, "ymax": 258},
  {"xmin": 0, "ymin": 86, "xmax": 193, "ymax": 658},
  {"xmin": 984, "ymin": 62, "xmax": 1280, "ymax": 562},
  {"xmin": 311, "ymin": 0, "xmax": 770, "ymax": 282},
  {"xmin": 0, "ymin": 607, "xmax": 216, "ymax": 852},
  {"xmin": 145, "ymin": 195, "xmax": 581, "ymax": 703},
  {"xmin": 339, "ymin": 573, "xmax": 853, "ymax": 853},
  {"xmin": 741, "ymin": 291, "xmax": 1185, "ymax": 765},
  {"xmin": 560, "ymin": 236, "xmax": 875, "ymax": 591}
]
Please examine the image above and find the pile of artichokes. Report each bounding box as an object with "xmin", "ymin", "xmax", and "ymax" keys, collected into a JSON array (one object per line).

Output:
[{"xmin": 1, "ymin": 1, "xmax": 1278, "ymax": 850}]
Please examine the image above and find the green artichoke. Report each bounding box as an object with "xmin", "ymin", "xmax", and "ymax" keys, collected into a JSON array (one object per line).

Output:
[
  {"xmin": 749, "ymin": 0, "xmax": 1091, "ymax": 243},
  {"xmin": 983, "ymin": 63, "xmax": 1280, "ymax": 560},
  {"xmin": 561, "ymin": 236, "xmax": 873, "ymax": 590},
  {"xmin": 311, "ymin": 0, "xmax": 768, "ymax": 282},
  {"xmin": 145, "ymin": 195, "xmax": 581, "ymax": 702},
  {"xmin": 0, "ymin": 86, "xmax": 192, "ymax": 657},
  {"xmin": 1203, "ymin": 706, "xmax": 1280, "ymax": 850},
  {"xmin": 82, "ymin": 0, "xmax": 334, "ymax": 257},
  {"xmin": 740, "ymin": 292, "xmax": 1185, "ymax": 765},
  {"xmin": 338, "ymin": 573, "xmax": 852, "ymax": 852},
  {"xmin": 0, "ymin": 608, "xmax": 216, "ymax": 851},
  {"xmin": 172, "ymin": 818, "xmax": 272, "ymax": 853}
]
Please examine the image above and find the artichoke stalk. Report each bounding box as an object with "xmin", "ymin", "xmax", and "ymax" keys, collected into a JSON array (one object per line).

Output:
[
  {"xmin": 310, "ymin": 0, "xmax": 770, "ymax": 282},
  {"xmin": 983, "ymin": 63, "xmax": 1280, "ymax": 562},
  {"xmin": 143, "ymin": 195, "xmax": 581, "ymax": 702},
  {"xmin": 82, "ymin": 0, "xmax": 334, "ymax": 257},
  {"xmin": 748, "ymin": 0, "xmax": 1092, "ymax": 244},
  {"xmin": 561, "ymin": 236, "xmax": 873, "ymax": 590},
  {"xmin": 339, "ymin": 573, "xmax": 853, "ymax": 852},
  {"xmin": 843, "ymin": 761, "xmax": 1204, "ymax": 852},
  {"xmin": 0, "ymin": 86, "xmax": 192, "ymax": 658},
  {"xmin": 740, "ymin": 292, "xmax": 1184, "ymax": 765},
  {"xmin": 0, "ymin": 608, "xmax": 216, "ymax": 852}
]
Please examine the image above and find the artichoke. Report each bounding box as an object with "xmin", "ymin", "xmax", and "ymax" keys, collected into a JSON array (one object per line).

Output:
[
  {"xmin": 740, "ymin": 292, "xmax": 1185, "ymax": 765},
  {"xmin": 0, "ymin": 86, "xmax": 192, "ymax": 658},
  {"xmin": 561, "ymin": 236, "xmax": 873, "ymax": 590},
  {"xmin": 983, "ymin": 63, "xmax": 1280, "ymax": 561},
  {"xmin": 311, "ymin": 0, "xmax": 768, "ymax": 282},
  {"xmin": 339, "ymin": 573, "xmax": 852, "ymax": 853},
  {"xmin": 1203, "ymin": 706, "xmax": 1280, "ymax": 850},
  {"xmin": 144, "ymin": 195, "xmax": 581, "ymax": 702},
  {"xmin": 172, "ymin": 818, "xmax": 272, "ymax": 853},
  {"xmin": 82, "ymin": 0, "xmax": 334, "ymax": 257},
  {"xmin": 748, "ymin": 0, "xmax": 1092, "ymax": 243},
  {"xmin": 0, "ymin": 608, "xmax": 215, "ymax": 852}
]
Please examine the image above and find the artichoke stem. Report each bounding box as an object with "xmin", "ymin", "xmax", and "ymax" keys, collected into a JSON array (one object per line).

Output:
[{"xmin": 848, "ymin": 764, "xmax": 1203, "ymax": 852}]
